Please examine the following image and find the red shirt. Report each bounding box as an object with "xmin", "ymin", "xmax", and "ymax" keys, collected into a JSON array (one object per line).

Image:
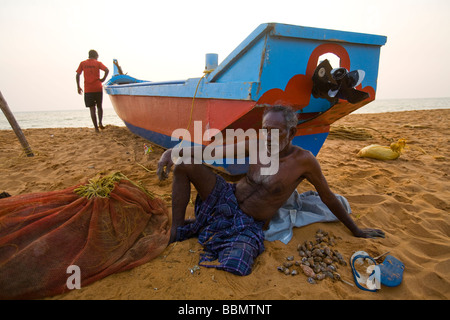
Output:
[{"xmin": 76, "ymin": 59, "xmax": 108, "ymax": 93}]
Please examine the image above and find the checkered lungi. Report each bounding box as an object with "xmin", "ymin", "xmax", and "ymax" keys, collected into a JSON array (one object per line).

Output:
[{"xmin": 176, "ymin": 175, "xmax": 265, "ymax": 276}]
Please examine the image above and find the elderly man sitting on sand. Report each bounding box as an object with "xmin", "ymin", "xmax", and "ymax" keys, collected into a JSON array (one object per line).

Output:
[{"xmin": 157, "ymin": 105, "xmax": 384, "ymax": 276}]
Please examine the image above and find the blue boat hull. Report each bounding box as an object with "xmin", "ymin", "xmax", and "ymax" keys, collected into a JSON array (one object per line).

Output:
[{"xmin": 105, "ymin": 23, "xmax": 387, "ymax": 175}]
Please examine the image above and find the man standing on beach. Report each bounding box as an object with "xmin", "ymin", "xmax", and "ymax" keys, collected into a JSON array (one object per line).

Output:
[
  {"xmin": 76, "ymin": 50, "xmax": 109, "ymax": 132},
  {"xmin": 157, "ymin": 105, "xmax": 385, "ymax": 276}
]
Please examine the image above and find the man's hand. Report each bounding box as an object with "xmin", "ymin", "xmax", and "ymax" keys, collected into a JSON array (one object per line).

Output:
[
  {"xmin": 100, "ymin": 68, "xmax": 109, "ymax": 83},
  {"xmin": 76, "ymin": 73, "xmax": 83, "ymax": 95},
  {"xmin": 157, "ymin": 149, "xmax": 174, "ymax": 181},
  {"xmin": 353, "ymin": 228, "xmax": 385, "ymax": 239}
]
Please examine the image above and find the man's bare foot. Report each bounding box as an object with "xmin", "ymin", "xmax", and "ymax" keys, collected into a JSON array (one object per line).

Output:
[{"xmin": 99, "ymin": 125, "xmax": 105, "ymax": 130}]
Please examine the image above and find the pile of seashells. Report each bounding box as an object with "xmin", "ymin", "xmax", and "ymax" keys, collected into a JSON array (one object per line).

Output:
[{"xmin": 277, "ymin": 229, "xmax": 350, "ymax": 285}]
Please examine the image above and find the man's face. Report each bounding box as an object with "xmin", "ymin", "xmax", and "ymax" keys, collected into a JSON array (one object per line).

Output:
[{"xmin": 262, "ymin": 111, "xmax": 291, "ymax": 155}]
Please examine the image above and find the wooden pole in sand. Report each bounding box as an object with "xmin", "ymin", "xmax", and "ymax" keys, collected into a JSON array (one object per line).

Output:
[{"xmin": 0, "ymin": 90, "xmax": 34, "ymax": 157}]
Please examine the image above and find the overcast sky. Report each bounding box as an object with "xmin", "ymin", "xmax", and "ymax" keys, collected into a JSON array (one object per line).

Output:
[{"xmin": 1, "ymin": 0, "xmax": 449, "ymax": 112}]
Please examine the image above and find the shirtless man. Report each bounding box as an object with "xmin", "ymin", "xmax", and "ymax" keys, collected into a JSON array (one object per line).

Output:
[{"xmin": 157, "ymin": 105, "xmax": 384, "ymax": 276}]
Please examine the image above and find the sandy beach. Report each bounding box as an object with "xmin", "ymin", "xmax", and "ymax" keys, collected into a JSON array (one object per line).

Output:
[{"xmin": 0, "ymin": 109, "xmax": 449, "ymax": 300}]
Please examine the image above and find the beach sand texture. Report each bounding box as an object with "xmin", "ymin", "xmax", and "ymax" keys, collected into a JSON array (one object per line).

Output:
[{"xmin": 0, "ymin": 109, "xmax": 449, "ymax": 300}]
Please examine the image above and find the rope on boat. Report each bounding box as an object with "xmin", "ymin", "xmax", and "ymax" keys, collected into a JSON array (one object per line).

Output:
[{"xmin": 186, "ymin": 69, "xmax": 214, "ymax": 133}]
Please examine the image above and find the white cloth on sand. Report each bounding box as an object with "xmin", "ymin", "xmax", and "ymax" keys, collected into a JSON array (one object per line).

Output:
[{"xmin": 263, "ymin": 190, "xmax": 352, "ymax": 244}]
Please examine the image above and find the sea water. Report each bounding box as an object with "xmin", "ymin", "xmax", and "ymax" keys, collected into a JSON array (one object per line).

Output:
[
  {"xmin": 0, "ymin": 108, "xmax": 124, "ymax": 130},
  {"xmin": 352, "ymin": 97, "xmax": 450, "ymax": 114},
  {"xmin": 1, "ymin": 98, "xmax": 449, "ymax": 130}
]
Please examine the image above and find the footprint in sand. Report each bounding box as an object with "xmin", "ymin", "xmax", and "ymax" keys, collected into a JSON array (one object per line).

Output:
[{"xmin": 421, "ymin": 193, "xmax": 449, "ymax": 211}]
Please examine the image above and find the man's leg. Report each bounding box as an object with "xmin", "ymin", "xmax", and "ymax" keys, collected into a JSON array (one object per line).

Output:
[
  {"xmin": 85, "ymin": 93, "xmax": 99, "ymax": 132},
  {"xmin": 170, "ymin": 162, "xmax": 217, "ymax": 243},
  {"xmin": 88, "ymin": 106, "xmax": 99, "ymax": 132},
  {"xmin": 96, "ymin": 92, "xmax": 105, "ymax": 129},
  {"xmin": 218, "ymin": 240, "xmax": 260, "ymax": 276},
  {"xmin": 97, "ymin": 107, "xmax": 104, "ymax": 129}
]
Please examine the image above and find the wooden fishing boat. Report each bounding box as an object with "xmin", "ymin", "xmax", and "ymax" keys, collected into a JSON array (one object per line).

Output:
[{"xmin": 105, "ymin": 22, "xmax": 387, "ymax": 175}]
